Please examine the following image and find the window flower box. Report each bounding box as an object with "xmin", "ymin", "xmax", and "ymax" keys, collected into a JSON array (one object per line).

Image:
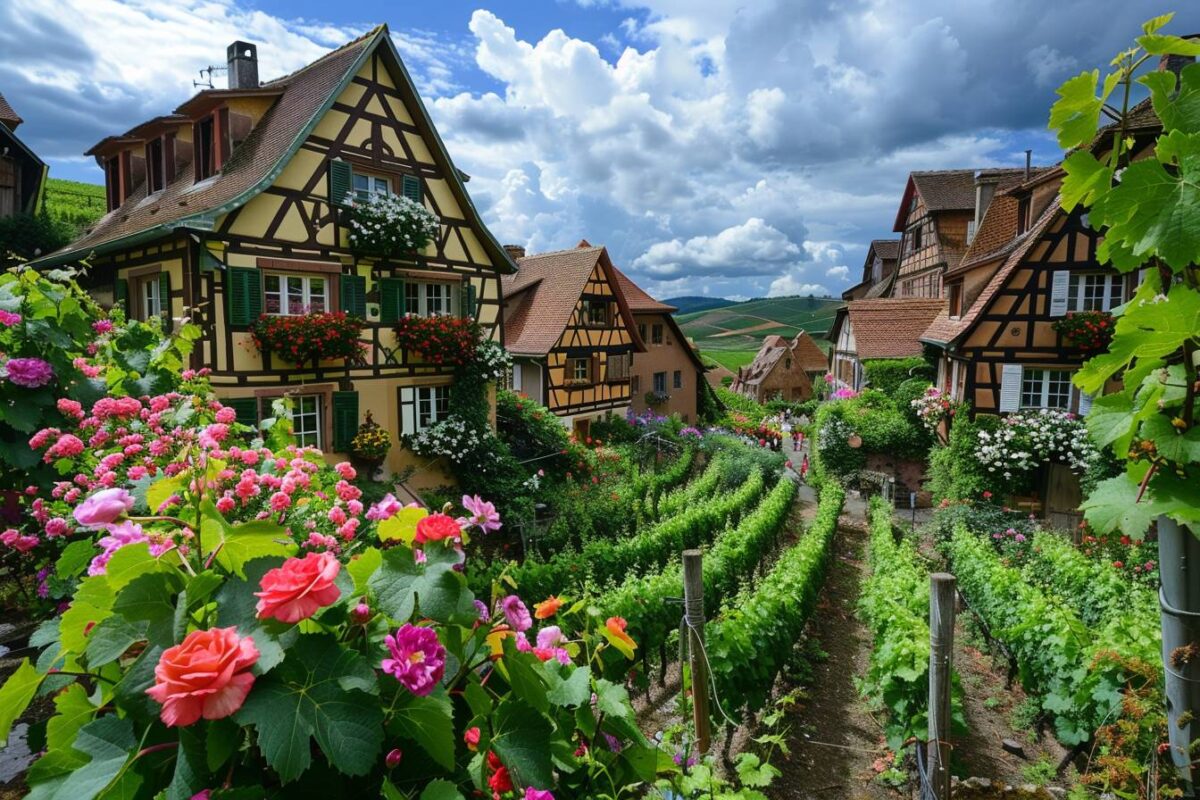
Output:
[
  {"xmin": 346, "ymin": 193, "xmax": 440, "ymax": 260},
  {"xmin": 251, "ymin": 311, "xmax": 365, "ymax": 367},
  {"xmin": 644, "ymin": 390, "xmax": 670, "ymax": 407},
  {"xmin": 1052, "ymin": 310, "xmax": 1114, "ymax": 354},
  {"xmin": 393, "ymin": 314, "xmax": 480, "ymax": 367}
]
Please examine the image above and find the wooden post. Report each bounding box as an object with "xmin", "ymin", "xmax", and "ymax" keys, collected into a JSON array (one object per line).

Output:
[
  {"xmin": 683, "ymin": 549, "xmax": 712, "ymax": 754},
  {"xmin": 928, "ymin": 573, "xmax": 956, "ymax": 799},
  {"xmin": 1157, "ymin": 516, "xmax": 1199, "ymax": 796}
]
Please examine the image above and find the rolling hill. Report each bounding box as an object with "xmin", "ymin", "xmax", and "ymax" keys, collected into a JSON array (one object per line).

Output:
[
  {"xmin": 677, "ymin": 295, "xmax": 841, "ymax": 372},
  {"xmin": 662, "ymin": 296, "xmax": 738, "ymax": 315}
]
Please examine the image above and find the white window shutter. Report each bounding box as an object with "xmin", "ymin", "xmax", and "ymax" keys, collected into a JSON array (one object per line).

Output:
[
  {"xmin": 512, "ymin": 362, "xmax": 523, "ymax": 392},
  {"xmin": 1077, "ymin": 389, "xmax": 1093, "ymax": 415},
  {"xmin": 999, "ymin": 364, "xmax": 1022, "ymax": 412},
  {"xmin": 1049, "ymin": 270, "xmax": 1070, "ymax": 317},
  {"xmin": 400, "ymin": 387, "xmax": 416, "ymax": 435}
]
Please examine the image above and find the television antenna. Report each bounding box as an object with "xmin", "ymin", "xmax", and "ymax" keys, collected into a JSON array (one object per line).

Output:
[{"xmin": 192, "ymin": 64, "xmax": 227, "ymax": 89}]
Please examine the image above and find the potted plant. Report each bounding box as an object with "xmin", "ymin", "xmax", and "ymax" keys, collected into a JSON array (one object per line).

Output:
[
  {"xmin": 644, "ymin": 390, "xmax": 670, "ymax": 407},
  {"xmin": 1052, "ymin": 310, "xmax": 1114, "ymax": 353},
  {"xmin": 251, "ymin": 311, "xmax": 364, "ymax": 367},
  {"xmin": 393, "ymin": 315, "xmax": 479, "ymax": 367},
  {"xmin": 350, "ymin": 410, "xmax": 391, "ymax": 477},
  {"xmin": 346, "ymin": 193, "xmax": 440, "ymax": 260}
]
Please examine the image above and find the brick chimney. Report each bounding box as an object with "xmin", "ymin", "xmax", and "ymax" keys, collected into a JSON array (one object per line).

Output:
[
  {"xmin": 503, "ymin": 244, "xmax": 526, "ymax": 260},
  {"xmin": 227, "ymin": 41, "xmax": 259, "ymax": 89}
]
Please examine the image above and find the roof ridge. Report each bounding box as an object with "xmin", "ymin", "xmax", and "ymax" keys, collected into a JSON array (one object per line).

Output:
[
  {"xmin": 520, "ymin": 244, "xmax": 603, "ymax": 260},
  {"xmin": 263, "ymin": 25, "xmax": 385, "ymax": 87}
]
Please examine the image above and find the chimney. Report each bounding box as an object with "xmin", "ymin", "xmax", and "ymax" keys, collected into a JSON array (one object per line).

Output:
[
  {"xmin": 503, "ymin": 244, "xmax": 525, "ymax": 260},
  {"xmin": 227, "ymin": 41, "xmax": 259, "ymax": 89},
  {"xmin": 1024, "ymin": 149, "xmax": 1032, "ymax": 182}
]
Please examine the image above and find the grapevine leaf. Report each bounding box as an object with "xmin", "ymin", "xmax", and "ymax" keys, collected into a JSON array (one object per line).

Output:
[
  {"xmin": 1143, "ymin": 64, "xmax": 1200, "ymax": 134},
  {"xmin": 84, "ymin": 616, "xmax": 145, "ymax": 668},
  {"xmin": 1060, "ymin": 151, "xmax": 1114, "ymax": 211},
  {"xmin": 111, "ymin": 572, "xmax": 182, "ymax": 648},
  {"xmin": 1141, "ymin": 415, "xmax": 1200, "ymax": 463},
  {"xmin": 544, "ymin": 662, "xmax": 591, "ymax": 708},
  {"xmin": 1084, "ymin": 391, "xmax": 1136, "ymax": 451},
  {"xmin": 1081, "ymin": 473, "xmax": 1174, "ymax": 539},
  {"xmin": 1049, "ymin": 69, "xmax": 1118, "ymax": 149},
  {"xmin": 500, "ymin": 641, "xmax": 550, "ymax": 713},
  {"xmin": 166, "ymin": 727, "xmax": 210, "ymax": 800},
  {"xmin": 368, "ymin": 544, "xmax": 474, "ymax": 625},
  {"xmin": 1136, "ymin": 33, "xmax": 1200, "ymax": 56},
  {"xmin": 214, "ymin": 557, "xmax": 297, "ymax": 675},
  {"xmin": 387, "ymin": 687, "xmax": 455, "ymax": 772},
  {"xmin": 0, "ymin": 658, "xmax": 44, "ymax": 745},
  {"xmin": 56, "ymin": 539, "xmax": 95, "ymax": 580},
  {"xmin": 490, "ymin": 698, "xmax": 552, "ymax": 789},
  {"xmin": 346, "ymin": 546, "xmax": 381, "ymax": 594},
  {"xmin": 27, "ymin": 684, "xmax": 94, "ymax": 784},
  {"xmin": 418, "ymin": 780, "xmax": 465, "ymax": 800},
  {"xmin": 26, "ymin": 716, "xmax": 135, "ymax": 800},
  {"xmin": 201, "ymin": 500, "xmax": 294, "ymax": 578}
]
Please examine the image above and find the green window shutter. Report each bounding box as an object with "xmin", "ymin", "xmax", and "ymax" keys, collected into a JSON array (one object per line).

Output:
[
  {"xmin": 332, "ymin": 391, "xmax": 359, "ymax": 452},
  {"xmin": 463, "ymin": 282, "xmax": 478, "ymax": 319},
  {"xmin": 158, "ymin": 271, "xmax": 172, "ymax": 331},
  {"xmin": 329, "ymin": 160, "xmax": 353, "ymax": 208},
  {"xmin": 379, "ymin": 277, "xmax": 405, "ymax": 324},
  {"xmin": 226, "ymin": 267, "xmax": 262, "ymax": 327},
  {"xmin": 340, "ymin": 274, "xmax": 366, "ymax": 318},
  {"xmin": 225, "ymin": 397, "xmax": 259, "ymax": 429},
  {"xmin": 114, "ymin": 278, "xmax": 129, "ymax": 317},
  {"xmin": 401, "ymin": 174, "xmax": 422, "ymax": 204}
]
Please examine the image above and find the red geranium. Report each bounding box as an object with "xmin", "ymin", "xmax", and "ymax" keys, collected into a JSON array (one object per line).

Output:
[
  {"xmin": 393, "ymin": 315, "xmax": 481, "ymax": 366},
  {"xmin": 251, "ymin": 311, "xmax": 364, "ymax": 367}
]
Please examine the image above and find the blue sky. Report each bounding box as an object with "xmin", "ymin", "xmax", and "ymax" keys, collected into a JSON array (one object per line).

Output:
[{"xmin": 2, "ymin": 1, "xmax": 1196, "ymax": 300}]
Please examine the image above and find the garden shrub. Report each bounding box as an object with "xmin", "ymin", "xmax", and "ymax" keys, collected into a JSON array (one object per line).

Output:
[
  {"xmin": 924, "ymin": 413, "xmax": 1000, "ymax": 501},
  {"xmin": 928, "ymin": 497, "xmax": 1036, "ymax": 546},
  {"xmin": 703, "ymin": 434, "xmax": 785, "ymax": 487},
  {"xmin": 0, "ymin": 212, "xmax": 73, "ymax": 266},
  {"xmin": 811, "ymin": 390, "xmax": 928, "ymax": 485},
  {"xmin": 862, "ymin": 357, "xmax": 934, "ymax": 396}
]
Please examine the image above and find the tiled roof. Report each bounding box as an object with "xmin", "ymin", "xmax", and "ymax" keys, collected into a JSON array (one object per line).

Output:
[
  {"xmin": 871, "ymin": 239, "xmax": 901, "ymax": 260},
  {"xmin": 922, "ymin": 198, "xmax": 1061, "ymax": 346},
  {"xmin": 911, "ymin": 170, "xmax": 977, "ymax": 212},
  {"xmin": 502, "ymin": 244, "xmax": 644, "ymax": 357},
  {"xmin": 846, "ymin": 298, "xmax": 944, "ymax": 359},
  {"xmin": 609, "ymin": 264, "xmax": 675, "ymax": 312},
  {"xmin": 791, "ymin": 331, "xmax": 829, "ymax": 372},
  {"xmin": 0, "ymin": 93, "xmax": 22, "ymax": 129}
]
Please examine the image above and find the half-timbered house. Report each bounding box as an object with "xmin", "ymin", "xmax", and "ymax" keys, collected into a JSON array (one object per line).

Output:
[
  {"xmin": 501, "ymin": 242, "xmax": 644, "ymax": 438},
  {"xmin": 731, "ymin": 332, "xmax": 825, "ymax": 403},
  {"xmin": 0, "ymin": 93, "xmax": 46, "ymax": 219},
  {"xmin": 30, "ymin": 29, "xmax": 516, "ymax": 487},
  {"xmin": 841, "ymin": 239, "xmax": 899, "ymax": 301},
  {"xmin": 610, "ymin": 266, "xmax": 707, "ymax": 422},
  {"xmin": 828, "ymin": 299, "xmax": 942, "ymax": 391}
]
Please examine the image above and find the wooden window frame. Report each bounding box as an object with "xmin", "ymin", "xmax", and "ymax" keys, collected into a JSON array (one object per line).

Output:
[
  {"xmin": 652, "ymin": 371, "xmax": 667, "ymax": 394},
  {"xmin": 125, "ymin": 264, "xmax": 163, "ymax": 322},
  {"xmin": 351, "ymin": 169, "xmax": 394, "ymax": 202},
  {"xmin": 145, "ymin": 137, "xmax": 165, "ymax": 194},
  {"xmin": 583, "ymin": 300, "xmax": 609, "ymax": 328},
  {"xmin": 1067, "ymin": 272, "xmax": 1123, "ymax": 313},
  {"xmin": 1017, "ymin": 196, "xmax": 1032, "ymax": 234},
  {"xmin": 673, "ymin": 370, "xmax": 683, "ymax": 390},
  {"xmin": 1019, "ymin": 367, "xmax": 1073, "ymax": 410},
  {"xmin": 256, "ymin": 258, "xmax": 341, "ymax": 317},
  {"xmin": 651, "ymin": 324, "xmax": 664, "ymax": 344},
  {"xmin": 195, "ymin": 115, "xmax": 216, "ymax": 181},
  {"xmin": 253, "ymin": 384, "xmax": 335, "ymax": 450},
  {"xmin": 415, "ymin": 384, "xmax": 451, "ymax": 431},
  {"xmin": 947, "ymin": 281, "xmax": 963, "ymax": 319},
  {"xmin": 566, "ymin": 357, "xmax": 591, "ymax": 386}
]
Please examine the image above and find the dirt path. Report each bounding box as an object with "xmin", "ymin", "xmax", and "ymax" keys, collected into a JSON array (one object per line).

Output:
[{"xmin": 769, "ymin": 496, "xmax": 897, "ymax": 800}]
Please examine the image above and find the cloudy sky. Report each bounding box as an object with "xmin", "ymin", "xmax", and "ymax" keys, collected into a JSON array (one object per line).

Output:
[{"xmin": 2, "ymin": 1, "xmax": 1195, "ymax": 300}]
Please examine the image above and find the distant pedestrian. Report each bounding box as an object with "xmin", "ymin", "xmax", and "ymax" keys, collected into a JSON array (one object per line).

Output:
[
  {"xmin": 800, "ymin": 454, "xmax": 809, "ymax": 481},
  {"xmin": 792, "ymin": 430, "xmax": 801, "ymax": 451}
]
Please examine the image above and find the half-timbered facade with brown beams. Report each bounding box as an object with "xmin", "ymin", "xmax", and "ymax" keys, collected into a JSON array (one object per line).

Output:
[
  {"xmin": 842, "ymin": 239, "xmax": 899, "ymax": 301},
  {"xmin": 886, "ymin": 170, "xmax": 982, "ymax": 299},
  {"xmin": 0, "ymin": 93, "xmax": 47, "ymax": 220},
  {"xmin": 501, "ymin": 242, "xmax": 644, "ymax": 438},
  {"xmin": 30, "ymin": 29, "xmax": 517, "ymax": 488}
]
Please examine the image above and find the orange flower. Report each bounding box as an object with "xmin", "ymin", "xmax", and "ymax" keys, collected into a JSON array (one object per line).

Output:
[
  {"xmin": 605, "ymin": 616, "xmax": 637, "ymax": 651},
  {"xmin": 534, "ymin": 595, "xmax": 563, "ymax": 619}
]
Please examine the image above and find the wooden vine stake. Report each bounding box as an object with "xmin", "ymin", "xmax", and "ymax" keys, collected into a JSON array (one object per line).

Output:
[
  {"xmin": 928, "ymin": 573, "xmax": 956, "ymax": 799},
  {"xmin": 682, "ymin": 549, "xmax": 712, "ymax": 754}
]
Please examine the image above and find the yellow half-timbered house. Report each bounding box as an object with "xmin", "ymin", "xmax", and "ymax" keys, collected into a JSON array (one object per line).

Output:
[
  {"xmin": 31, "ymin": 28, "xmax": 516, "ymax": 487},
  {"xmin": 501, "ymin": 242, "xmax": 645, "ymax": 438}
]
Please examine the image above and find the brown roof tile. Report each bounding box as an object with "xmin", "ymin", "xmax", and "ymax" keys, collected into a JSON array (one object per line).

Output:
[
  {"xmin": 790, "ymin": 331, "xmax": 829, "ymax": 372},
  {"xmin": 871, "ymin": 239, "xmax": 900, "ymax": 260},
  {"xmin": 609, "ymin": 264, "xmax": 675, "ymax": 312},
  {"xmin": 911, "ymin": 170, "xmax": 978, "ymax": 212},
  {"xmin": 0, "ymin": 93, "xmax": 22, "ymax": 129},
  {"xmin": 846, "ymin": 298, "xmax": 944, "ymax": 359}
]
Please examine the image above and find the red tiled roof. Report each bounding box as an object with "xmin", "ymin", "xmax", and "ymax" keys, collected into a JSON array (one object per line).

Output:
[
  {"xmin": 911, "ymin": 170, "xmax": 977, "ymax": 212},
  {"xmin": 922, "ymin": 198, "xmax": 1061, "ymax": 345},
  {"xmin": 0, "ymin": 93, "xmax": 22, "ymax": 129},
  {"xmin": 871, "ymin": 239, "xmax": 900, "ymax": 260},
  {"xmin": 846, "ymin": 298, "xmax": 944, "ymax": 359},
  {"xmin": 791, "ymin": 331, "xmax": 829, "ymax": 372},
  {"xmin": 609, "ymin": 264, "xmax": 676, "ymax": 312}
]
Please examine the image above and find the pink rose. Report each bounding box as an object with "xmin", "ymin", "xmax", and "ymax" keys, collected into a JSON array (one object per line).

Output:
[
  {"xmin": 72, "ymin": 488, "xmax": 134, "ymax": 529},
  {"xmin": 254, "ymin": 552, "xmax": 341, "ymax": 623},
  {"xmin": 145, "ymin": 627, "xmax": 259, "ymax": 727}
]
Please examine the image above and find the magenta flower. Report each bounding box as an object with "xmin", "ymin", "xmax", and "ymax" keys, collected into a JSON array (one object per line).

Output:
[
  {"xmin": 501, "ymin": 595, "xmax": 532, "ymax": 633},
  {"xmin": 382, "ymin": 624, "xmax": 446, "ymax": 696},
  {"xmin": 526, "ymin": 789, "xmax": 554, "ymax": 800},
  {"xmin": 92, "ymin": 319, "xmax": 114, "ymax": 334},
  {"xmin": 536, "ymin": 626, "xmax": 565, "ymax": 649},
  {"xmin": 0, "ymin": 310, "xmax": 21, "ymax": 326},
  {"xmin": 73, "ymin": 487, "xmax": 134, "ymax": 529},
  {"xmin": 88, "ymin": 521, "xmax": 169, "ymax": 576},
  {"xmin": 457, "ymin": 494, "xmax": 501, "ymax": 533},
  {"xmin": 366, "ymin": 493, "xmax": 403, "ymax": 521},
  {"xmin": 5, "ymin": 357, "xmax": 54, "ymax": 388}
]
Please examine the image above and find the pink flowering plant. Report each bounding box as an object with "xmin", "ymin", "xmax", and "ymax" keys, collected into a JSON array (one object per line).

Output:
[{"xmin": 0, "ymin": 386, "xmax": 664, "ymax": 797}]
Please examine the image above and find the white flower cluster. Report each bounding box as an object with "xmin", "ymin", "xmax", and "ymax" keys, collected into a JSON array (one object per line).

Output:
[
  {"xmin": 407, "ymin": 414, "xmax": 488, "ymax": 467},
  {"xmin": 911, "ymin": 386, "xmax": 951, "ymax": 436},
  {"xmin": 347, "ymin": 193, "xmax": 440, "ymax": 256},
  {"xmin": 475, "ymin": 340, "xmax": 512, "ymax": 381},
  {"xmin": 817, "ymin": 415, "xmax": 854, "ymax": 450},
  {"xmin": 976, "ymin": 409, "xmax": 1099, "ymax": 481}
]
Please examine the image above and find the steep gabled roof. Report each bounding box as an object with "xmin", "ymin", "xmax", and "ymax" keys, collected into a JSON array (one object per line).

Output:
[
  {"xmin": 893, "ymin": 170, "xmax": 976, "ymax": 230},
  {"xmin": 922, "ymin": 198, "xmax": 1061, "ymax": 346},
  {"xmin": 0, "ymin": 93, "xmax": 23, "ymax": 130},
  {"xmin": 32, "ymin": 27, "xmax": 517, "ymax": 274},
  {"xmin": 791, "ymin": 331, "xmax": 829, "ymax": 372},
  {"xmin": 846, "ymin": 298, "xmax": 943, "ymax": 359},
  {"xmin": 609, "ymin": 264, "xmax": 676, "ymax": 313},
  {"xmin": 502, "ymin": 244, "xmax": 645, "ymax": 357}
]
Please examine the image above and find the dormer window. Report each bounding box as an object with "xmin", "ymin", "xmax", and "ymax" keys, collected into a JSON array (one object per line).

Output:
[
  {"xmin": 104, "ymin": 156, "xmax": 121, "ymax": 211},
  {"xmin": 1017, "ymin": 195, "xmax": 1032, "ymax": 234},
  {"xmin": 948, "ymin": 281, "xmax": 963, "ymax": 318},
  {"xmin": 145, "ymin": 138, "xmax": 164, "ymax": 194},
  {"xmin": 195, "ymin": 115, "xmax": 215, "ymax": 180}
]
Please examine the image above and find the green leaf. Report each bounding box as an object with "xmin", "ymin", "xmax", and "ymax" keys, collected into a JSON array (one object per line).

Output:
[
  {"xmin": 27, "ymin": 716, "xmax": 135, "ymax": 800},
  {"xmin": 1143, "ymin": 64, "xmax": 1200, "ymax": 135},
  {"xmin": 1137, "ymin": 33, "xmax": 1200, "ymax": 56},
  {"xmin": 214, "ymin": 558, "xmax": 297, "ymax": 675},
  {"xmin": 1049, "ymin": 69, "xmax": 1117, "ymax": 149},
  {"xmin": 735, "ymin": 752, "xmax": 780, "ymax": 788},
  {"xmin": 205, "ymin": 718, "xmax": 239, "ymax": 773},
  {"xmin": 0, "ymin": 658, "xmax": 45, "ymax": 745},
  {"xmin": 388, "ymin": 688, "xmax": 455, "ymax": 772},
  {"xmin": 235, "ymin": 635, "xmax": 382, "ymax": 783},
  {"xmin": 56, "ymin": 539, "xmax": 95, "ymax": 580},
  {"xmin": 27, "ymin": 684, "xmax": 94, "ymax": 785},
  {"xmin": 1142, "ymin": 414, "xmax": 1200, "ymax": 463},
  {"xmin": 104, "ymin": 544, "xmax": 170, "ymax": 593},
  {"xmin": 544, "ymin": 662, "xmax": 591, "ymax": 708},
  {"xmin": 146, "ymin": 475, "xmax": 185, "ymax": 518},
  {"xmin": 166, "ymin": 727, "xmax": 210, "ymax": 800},
  {"xmin": 1081, "ymin": 474, "xmax": 1160, "ymax": 539},
  {"xmin": 418, "ymin": 779, "xmax": 465, "ymax": 800},
  {"xmin": 347, "ymin": 546, "xmax": 381, "ymax": 594},
  {"xmin": 111, "ymin": 572, "xmax": 182, "ymax": 648},
  {"xmin": 201, "ymin": 500, "xmax": 295, "ymax": 578},
  {"xmin": 368, "ymin": 544, "xmax": 475, "ymax": 625},
  {"xmin": 84, "ymin": 616, "xmax": 144, "ymax": 668},
  {"xmin": 490, "ymin": 699, "xmax": 552, "ymax": 790},
  {"xmin": 1060, "ymin": 151, "xmax": 1114, "ymax": 211},
  {"xmin": 501, "ymin": 642, "xmax": 549, "ymax": 713}
]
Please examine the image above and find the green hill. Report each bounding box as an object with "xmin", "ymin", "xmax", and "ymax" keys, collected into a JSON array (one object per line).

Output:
[
  {"xmin": 44, "ymin": 178, "xmax": 106, "ymax": 233},
  {"xmin": 662, "ymin": 296, "xmax": 737, "ymax": 315},
  {"xmin": 677, "ymin": 295, "xmax": 840, "ymax": 372}
]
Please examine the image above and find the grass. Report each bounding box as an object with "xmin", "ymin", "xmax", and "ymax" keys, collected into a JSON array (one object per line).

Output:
[
  {"xmin": 677, "ymin": 296, "xmax": 840, "ymax": 373},
  {"xmin": 701, "ymin": 349, "xmax": 758, "ymax": 371}
]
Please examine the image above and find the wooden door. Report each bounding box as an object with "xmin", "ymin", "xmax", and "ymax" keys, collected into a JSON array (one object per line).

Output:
[
  {"xmin": 0, "ymin": 157, "xmax": 18, "ymax": 217},
  {"xmin": 1043, "ymin": 462, "xmax": 1082, "ymax": 530}
]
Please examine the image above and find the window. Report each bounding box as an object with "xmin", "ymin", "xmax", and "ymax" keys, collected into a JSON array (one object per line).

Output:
[
  {"xmin": 1020, "ymin": 368, "xmax": 1072, "ymax": 410},
  {"xmin": 1017, "ymin": 196, "xmax": 1032, "ymax": 234},
  {"xmin": 416, "ymin": 386, "xmax": 450, "ymax": 430},
  {"xmin": 607, "ymin": 352, "xmax": 631, "ymax": 381},
  {"xmin": 146, "ymin": 138, "xmax": 164, "ymax": 194},
  {"xmin": 140, "ymin": 275, "xmax": 162, "ymax": 320},
  {"xmin": 585, "ymin": 301, "xmax": 608, "ymax": 327},
  {"xmin": 948, "ymin": 282, "xmax": 963, "ymax": 318},
  {"xmin": 651, "ymin": 324, "xmax": 664, "ymax": 344},
  {"xmin": 673, "ymin": 370, "xmax": 682, "ymax": 389},
  {"xmin": 104, "ymin": 156, "xmax": 123, "ymax": 210},
  {"xmin": 637, "ymin": 323, "xmax": 647, "ymax": 341},
  {"xmin": 352, "ymin": 172, "xmax": 391, "ymax": 201},
  {"xmin": 1068, "ymin": 273, "xmax": 1123, "ymax": 312},
  {"xmin": 196, "ymin": 116, "xmax": 215, "ymax": 180},
  {"xmin": 910, "ymin": 223, "xmax": 923, "ymax": 251},
  {"xmin": 631, "ymin": 374, "xmax": 640, "ymax": 392},
  {"xmin": 264, "ymin": 274, "xmax": 327, "ymax": 315},
  {"xmin": 404, "ymin": 281, "xmax": 455, "ymax": 317},
  {"xmin": 653, "ymin": 372, "xmax": 667, "ymax": 394},
  {"xmin": 568, "ymin": 358, "xmax": 591, "ymax": 384},
  {"xmin": 290, "ymin": 395, "xmax": 322, "ymax": 448}
]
